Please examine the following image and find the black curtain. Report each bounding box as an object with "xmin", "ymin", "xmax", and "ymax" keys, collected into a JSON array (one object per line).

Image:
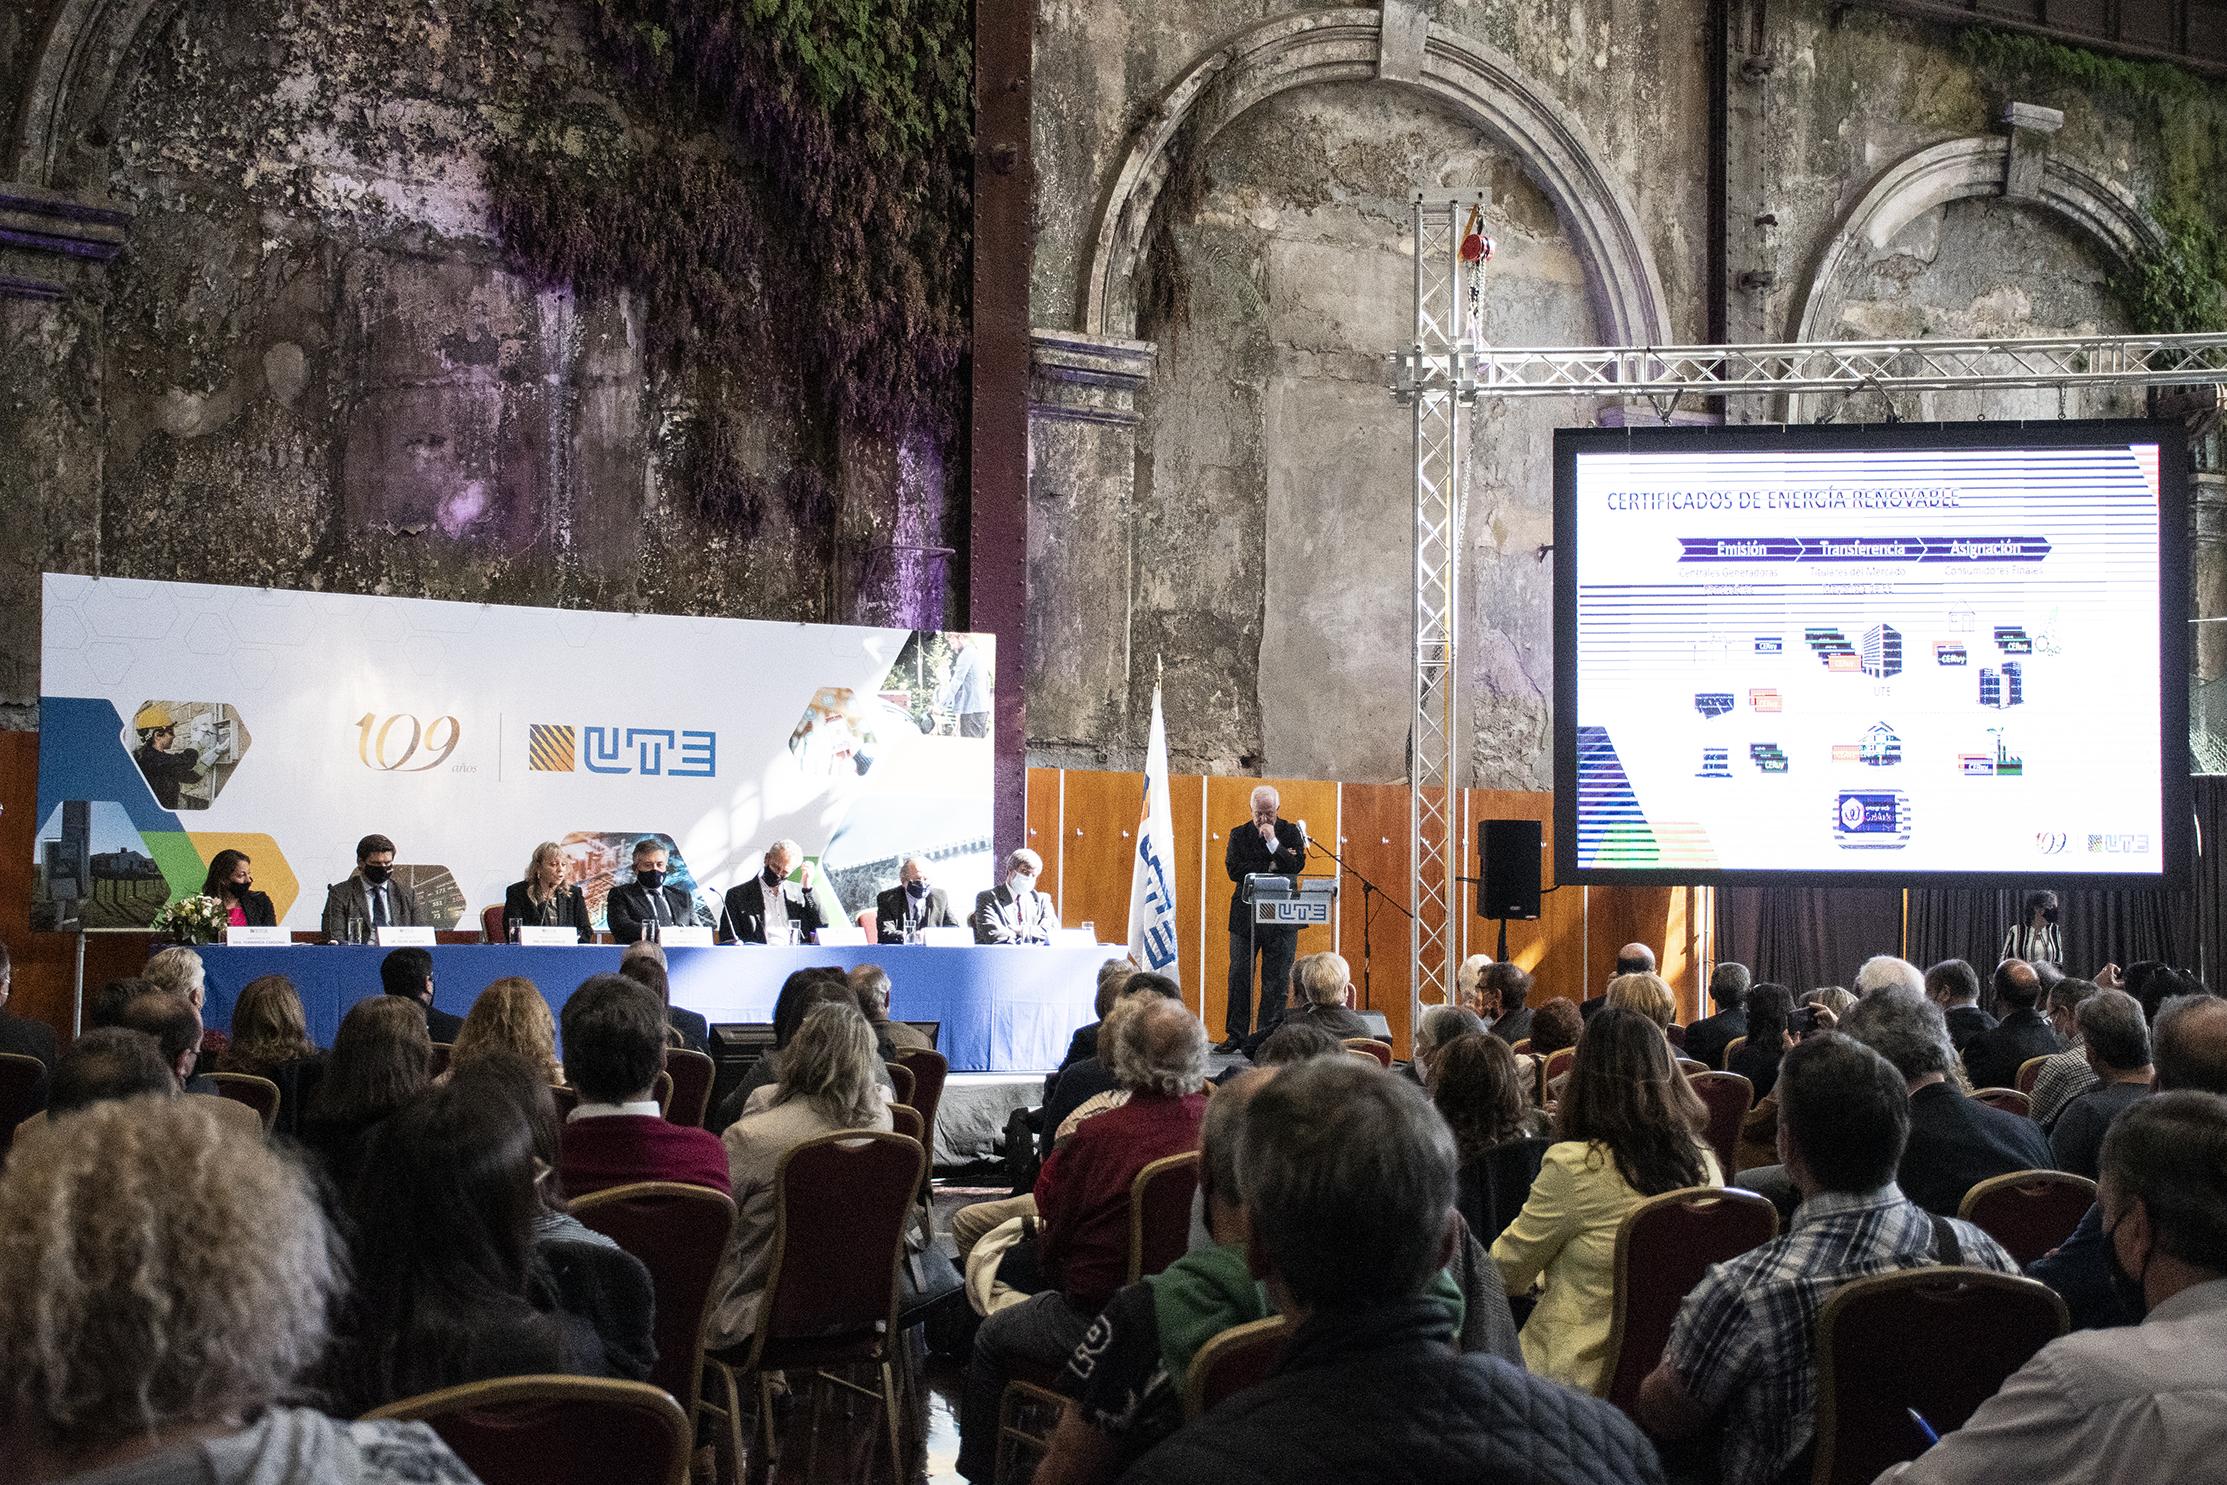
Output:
[
  {"xmin": 2196, "ymin": 776, "xmax": 2227, "ymax": 990},
  {"xmin": 1905, "ymin": 884, "xmax": 2193, "ymax": 988},
  {"xmin": 1713, "ymin": 888, "xmax": 1903, "ymax": 993}
]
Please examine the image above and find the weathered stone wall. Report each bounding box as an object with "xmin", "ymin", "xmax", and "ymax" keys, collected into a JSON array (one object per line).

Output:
[
  {"xmin": 0, "ymin": 0, "xmax": 953, "ymax": 724},
  {"xmin": 1026, "ymin": 0, "xmax": 2211, "ymax": 782}
]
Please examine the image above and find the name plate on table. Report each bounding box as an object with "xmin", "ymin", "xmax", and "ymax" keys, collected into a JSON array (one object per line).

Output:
[
  {"xmin": 516, "ymin": 925, "xmax": 585, "ymax": 946},
  {"xmin": 1052, "ymin": 927, "xmax": 1100, "ymax": 949},
  {"xmin": 658, "ymin": 925, "xmax": 714, "ymax": 947},
  {"xmin": 225, "ymin": 925, "xmax": 292, "ymax": 946},
  {"xmin": 374, "ymin": 926, "xmax": 437, "ymax": 947},
  {"xmin": 921, "ymin": 926, "xmax": 973, "ymax": 947},
  {"xmin": 817, "ymin": 924, "xmax": 867, "ymax": 946}
]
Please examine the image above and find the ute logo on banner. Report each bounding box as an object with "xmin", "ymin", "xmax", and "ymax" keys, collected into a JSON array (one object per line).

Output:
[
  {"xmin": 528, "ymin": 724, "xmax": 717, "ymax": 777},
  {"xmin": 1128, "ymin": 680, "xmax": 1180, "ymax": 983}
]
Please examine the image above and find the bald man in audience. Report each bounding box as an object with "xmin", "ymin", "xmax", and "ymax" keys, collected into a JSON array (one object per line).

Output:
[
  {"xmin": 1963, "ymin": 958, "xmax": 2066, "ymax": 1091},
  {"xmin": 1583, "ymin": 944, "xmax": 1655, "ymax": 1020}
]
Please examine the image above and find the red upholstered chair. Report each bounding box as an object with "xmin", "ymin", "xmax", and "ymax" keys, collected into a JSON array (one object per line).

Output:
[
  {"xmin": 551, "ymin": 1084, "xmax": 580, "ymax": 1119},
  {"xmin": 1602, "ymin": 1186, "xmax": 1780, "ymax": 1416},
  {"xmin": 207, "ymin": 1071, "xmax": 281, "ymax": 1133},
  {"xmin": 702, "ymin": 1129, "xmax": 925, "ymax": 1481},
  {"xmin": 1971, "ymin": 1087, "xmax": 2031, "ymax": 1118},
  {"xmin": 885, "ymin": 1060, "xmax": 917, "ymax": 1110},
  {"xmin": 1543, "ymin": 1047, "xmax": 1576, "ymax": 1086},
  {"xmin": 0, "ymin": 1052, "xmax": 50, "ymax": 1164},
  {"xmin": 1343, "ymin": 1038, "xmax": 1393, "ymax": 1067},
  {"xmin": 1183, "ymin": 1315, "xmax": 1293, "ymax": 1419},
  {"xmin": 1128, "ymin": 1151, "xmax": 1201, "ymax": 1283},
  {"xmin": 1720, "ymin": 1034, "xmax": 1747, "ymax": 1069},
  {"xmin": 1509, "ymin": 1038, "xmax": 1533, "ymax": 1057},
  {"xmin": 891, "ymin": 1047, "xmax": 947, "ymax": 1157},
  {"xmin": 1665, "ymin": 1023, "xmax": 1687, "ymax": 1051},
  {"xmin": 891, "ymin": 1103, "xmax": 924, "ymax": 1146},
  {"xmin": 1957, "ymin": 1170, "xmax": 2097, "ymax": 1266},
  {"xmin": 2015, "ymin": 1056, "xmax": 2051, "ymax": 1096},
  {"xmin": 661, "ymin": 1048, "xmax": 714, "ymax": 1129},
  {"xmin": 856, "ymin": 907, "xmax": 878, "ymax": 939},
  {"xmin": 1811, "ymin": 1268, "xmax": 2067, "ymax": 1484},
  {"xmin": 1689, "ymin": 1071, "xmax": 1755, "ymax": 1177},
  {"xmin": 569, "ymin": 1181, "xmax": 737, "ymax": 1455},
  {"xmin": 651, "ymin": 1069, "xmax": 673, "ymax": 1117},
  {"xmin": 364, "ymin": 1376, "xmax": 689, "ymax": 1485},
  {"xmin": 480, "ymin": 904, "xmax": 507, "ymax": 944},
  {"xmin": 1674, "ymin": 1056, "xmax": 1708, "ymax": 1076}
]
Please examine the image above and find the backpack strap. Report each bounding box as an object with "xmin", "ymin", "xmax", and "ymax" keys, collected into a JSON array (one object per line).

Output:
[{"xmin": 1926, "ymin": 1212, "xmax": 1964, "ymax": 1267}]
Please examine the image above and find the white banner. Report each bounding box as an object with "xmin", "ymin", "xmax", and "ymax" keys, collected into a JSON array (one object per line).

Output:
[
  {"xmin": 34, "ymin": 574, "xmax": 994, "ymax": 931},
  {"xmin": 1127, "ymin": 681, "xmax": 1181, "ymax": 984}
]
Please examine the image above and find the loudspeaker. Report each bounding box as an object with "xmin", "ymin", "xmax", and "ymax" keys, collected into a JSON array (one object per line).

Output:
[{"xmin": 1478, "ymin": 819, "xmax": 1542, "ymax": 920}]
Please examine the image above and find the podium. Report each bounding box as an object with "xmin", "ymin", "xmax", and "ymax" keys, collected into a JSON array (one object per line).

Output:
[{"xmin": 1247, "ymin": 873, "xmax": 1339, "ymax": 927}]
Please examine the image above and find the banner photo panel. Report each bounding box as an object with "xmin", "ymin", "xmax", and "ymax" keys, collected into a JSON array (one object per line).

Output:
[{"xmin": 34, "ymin": 574, "xmax": 995, "ymax": 931}]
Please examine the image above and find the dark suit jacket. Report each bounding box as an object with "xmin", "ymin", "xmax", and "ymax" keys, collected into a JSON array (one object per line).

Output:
[
  {"xmin": 425, "ymin": 1002, "xmax": 467, "ymax": 1043},
  {"xmin": 875, "ymin": 884, "xmax": 957, "ymax": 942},
  {"xmin": 667, "ymin": 1006, "xmax": 710, "ymax": 1056},
  {"xmin": 226, "ymin": 889, "xmax": 277, "ymax": 928},
  {"xmin": 503, "ymin": 882, "xmax": 593, "ymax": 942},
  {"xmin": 1962, "ymin": 1006, "xmax": 2064, "ymax": 1091},
  {"xmin": 1945, "ymin": 1003, "xmax": 1999, "ymax": 1056},
  {"xmin": 722, "ymin": 877, "xmax": 826, "ymax": 944},
  {"xmin": 1038, "ymin": 1056, "xmax": 1119, "ymax": 1160},
  {"xmin": 1579, "ymin": 994, "xmax": 1609, "ymax": 1021},
  {"xmin": 0, "ymin": 1007, "xmax": 59, "ymax": 1070},
  {"xmin": 1900, "ymin": 1080, "xmax": 2056, "ymax": 1217},
  {"xmin": 606, "ymin": 883, "xmax": 703, "ymax": 946},
  {"xmin": 1489, "ymin": 1005, "xmax": 1534, "ymax": 1046},
  {"xmin": 320, "ymin": 875, "xmax": 424, "ymax": 938},
  {"xmin": 1225, "ymin": 818, "xmax": 1306, "ymax": 935},
  {"xmin": 1683, "ymin": 1007, "xmax": 1748, "ymax": 1070}
]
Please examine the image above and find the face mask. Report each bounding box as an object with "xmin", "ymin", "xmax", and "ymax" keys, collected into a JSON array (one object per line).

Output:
[
  {"xmin": 906, "ymin": 879, "xmax": 929, "ymax": 899},
  {"xmin": 1009, "ymin": 872, "xmax": 1036, "ymax": 893},
  {"xmin": 2103, "ymin": 1212, "xmax": 2152, "ymax": 1320},
  {"xmin": 361, "ymin": 862, "xmax": 391, "ymax": 885},
  {"xmin": 764, "ymin": 865, "xmax": 784, "ymax": 888},
  {"xmin": 636, "ymin": 868, "xmax": 665, "ymax": 891},
  {"xmin": 2044, "ymin": 907, "xmax": 2061, "ymax": 924},
  {"xmin": 230, "ymin": 878, "xmax": 253, "ymax": 898}
]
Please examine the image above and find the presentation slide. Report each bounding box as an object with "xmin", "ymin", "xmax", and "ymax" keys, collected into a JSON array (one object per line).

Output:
[{"xmin": 1554, "ymin": 421, "xmax": 2185, "ymax": 882}]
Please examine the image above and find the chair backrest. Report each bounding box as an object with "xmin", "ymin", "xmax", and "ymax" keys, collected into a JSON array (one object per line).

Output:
[
  {"xmin": 551, "ymin": 1084, "xmax": 580, "ymax": 1119},
  {"xmin": 570, "ymin": 1181, "xmax": 738, "ymax": 1414},
  {"xmin": 1454, "ymin": 1136, "xmax": 1552, "ymax": 1247},
  {"xmin": 207, "ymin": 1071, "xmax": 281, "ymax": 1132},
  {"xmin": 2014, "ymin": 1055, "xmax": 2051, "ymax": 1095},
  {"xmin": 1812, "ymin": 1268, "xmax": 2067, "ymax": 1484},
  {"xmin": 1542, "ymin": 1047, "xmax": 1576, "ymax": 1084},
  {"xmin": 480, "ymin": 904, "xmax": 507, "ymax": 944},
  {"xmin": 751, "ymin": 1130, "xmax": 925, "ymax": 1367},
  {"xmin": 1957, "ymin": 1170, "xmax": 2098, "ymax": 1266},
  {"xmin": 1674, "ymin": 1056, "xmax": 1708, "ymax": 1075},
  {"xmin": 661, "ymin": 1048, "xmax": 714, "ymax": 1129},
  {"xmin": 1664, "ymin": 1023, "xmax": 1687, "ymax": 1050},
  {"xmin": 1602, "ymin": 1185, "xmax": 1779, "ymax": 1415},
  {"xmin": 1509, "ymin": 1038, "xmax": 1532, "ymax": 1057},
  {"xmin": 1970, "ymin": 1087, "xmax": 2030, "ymax": 1118},
  {"xmin": 1722, "ymin": 1034, "xmax": 1747, "ymax": 1068},
  {"xmin": 651, "ymin": 1068, "xmax": 673, "ymax": 1116},
  {"xmin": 1342, "ymin": 1038, "xmax": 1392, "ymax": 1068},
  {"xmin": 1344, "ymin": 1047, "xmax": 1381, "ymax": 1066},
  {"xmin": 1688, "ymin": 1071, "xmax": 1755, "ymax": 1177},
  {"xmin": 891, "ymin": 1046, "xmax": 948, "ymax": 1153},
  {"xmin": 1129, "ymin": 1151, "xmax": 1201, "ymax": 1283},
  {"xmin": 891, "ymin": 1103, "xmax": 924, "ymax": 1145},
  {"xmin": 364, "ymin": 1375, "xmax": 690, "ymax": 1485},
  {"xmin": 0, "ymin": 1052, "xmax": 51, "ymax": 1160},
  {"xmin": 429, "ymin": 1042, "xmax": 454, "ymax": 1078},
  {"xmin": 187, "ymin": 1090, "xmax": 266, "ymax": 1140},
  {"xmin": 885, "ymin": 1060, "xmax": 917, "ymax": 1108},
  {"xmin": 1182, "ymin": 1315, "xmax": 1293, "ymax": 1419}
]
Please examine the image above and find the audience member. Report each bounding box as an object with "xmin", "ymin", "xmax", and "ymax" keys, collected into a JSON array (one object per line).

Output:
[
  {"xmin": 958, "ymin": 997, "xmax": 1208, "ymax": 1482},
  {"xmin": 558, "ymin": 973, "xmax": 730, "ymax": 1197},
  {"xmin": 2049, "ymin": 988, "xmax": 2154, "ymax": 1180},
  {"xmin": 1926, "ymin": 959, "xmax": 1995, "ymax": 1054},
  {"xmin": 143, "ymin": 944, "xmax": 227, "ymax": 1062},
  {"xmin": 1453, "ymin": 953, "xmax": 1495, "ymax": 1017},
  {"xmin": 617, "ymin": 940, "xmax": 711, "ymax": 1054},
  {"xmin": 1684, "ymin": 961, "xmax": 1750, "ymax": 1070},
  {"xmin": 0, "ymin": 1096, "xmax": 476, "ymax": 1485},
  {"xmin": 115, "ymin": 989, "xmax": 210, "ymax": 1094},
  {"xmin": 1839, "ymin": 988, "xmax": 2052, "ymax": 1217},
  {"xmin": 2027, "ymin": 976, "xmax": 2103, "ymax": 1126},
  {"xmin": 1963, "ymin": 958, "xmax": 2064, "ymax": 1090},
  {"xmin": 711, "ymin": 967, "xmax": 889, "ymax": 1130},
  {"xmin": 47, "ymin": 1028, "xmax": 176, "ymax": 1114},
  {"xmin": 1853, "ymin": 955, "xmax": 1925, "ymax": 1000},
  {"xmin": 323, "ymin": 1067, "xmax": 646, "ymax": 1414},
  {"xmin": 1433, "ymin": 1032, "xmax": 1548, "ymax": 1163},
  {"xmin": 1807, "ymin": 986, "xmax": 1857, "ymax": 1021},
  {"xmin": 1638, "ymin": 1034, "xmax": 2015, "ymax": 1485},
  {"xmin": 0, "ymin": 940, "xmax": 57, "ymax": 1070},
  {"xmin": 708, "ymin": 1000, "xmax": 892, "ymax": 1350},
  {"xmin": 1582, "ymin": 943, "xmax": 1656, "ymax": 1019},
  {"xmin": 1528, "ymin": 997, "xmax": 1584, "ymax": 1059},
  {"xmin": 299, "ymin": 994, "xmax": 432, "ymax": 1197},
  {"xmin": 1482, "ymin": 960, "xmax": 1536, "ymax": 1044},
  {"xmin": 1492, "ymin": 1007, "xmax": 1719, "ymax": 1394},
  {"xmin": 448, "ymin": 976, "xmax": 562, "ymax": 1085},
  {"xmin": 86, "ymin": 975, "xmax": 153, "ymax": 1029},
  {"xmin": 1271, "ymin": 951, "xmax": 1373, "ymax": 1042},
  {"xmin": 1120, "ymin": 1057, "xmax": 1661, "ymax": 1485},
  {"xmin": 851, "ymin": 961, "xmax": 933, "ymax": 1051},
  {"xmin": 217, "ymin": 972, "xmax": 323, "ymax": 1135},
  {"xmin": 1251, "ymin": 1018, "xmax": 1345, "ymax": 1066},
  {"xmin": 1407, "ymin": 1003, "xmax": 1486, "ymax": 1088},
  {"xmin": 1036, "ymin": 973, "xmax": 1184, "ymax": 1160},
  {"xmin": 2126, "ymin": 961, "xmax": 2207, "ymax": 1025},
  {"xmin": 1728, "ymin": 983, "xmax": 1793, "ymax": 1100},
  {"xmin": 1604, "ymin": 971, "xmax": 1678, "ymax": 1034},
  {"xmin": 1883, "ymin": 1091, "xmax": 2227, "ymax": 1482},
  {"xmin": 381, "ymin": 945, "xmax": 464, "ymax": 1041},
  {"xmin": 1056, "ymin": 957, "xmax": 1140, "ymax": 1084}
]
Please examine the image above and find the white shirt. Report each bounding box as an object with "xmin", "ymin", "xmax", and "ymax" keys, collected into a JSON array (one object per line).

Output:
[
  {"xmin": 1876, "ymin": 1277, "xmax": 2227, "ymax": 1484},
  {"xmin": 567, "ymin": 1099, "xmax": 662, "ymax": 1121}
]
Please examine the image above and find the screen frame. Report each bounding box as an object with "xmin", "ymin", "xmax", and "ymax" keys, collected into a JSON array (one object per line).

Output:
[{"xmin": 1551, "ymin": 417, "xmax": 2192, "ymax": 889}]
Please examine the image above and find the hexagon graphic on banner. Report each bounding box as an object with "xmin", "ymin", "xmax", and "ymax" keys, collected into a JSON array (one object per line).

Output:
[{"xmin": 121, "ymin": 700, "xmax": 253, "ymax": 811}]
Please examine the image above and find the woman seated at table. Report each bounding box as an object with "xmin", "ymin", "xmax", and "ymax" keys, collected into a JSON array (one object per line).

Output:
[
  {"xmin": 503, "ymin": 841, "xmax": 593, "ymax": 942},
  {"xmin": 202, "ymin": 848, "xmax": 277, "ymax": 928}
]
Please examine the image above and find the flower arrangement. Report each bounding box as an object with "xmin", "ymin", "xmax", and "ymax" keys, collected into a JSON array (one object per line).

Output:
[{"xmin": 151, "ymin": 894, "xmax": 230, "ymax": 945}]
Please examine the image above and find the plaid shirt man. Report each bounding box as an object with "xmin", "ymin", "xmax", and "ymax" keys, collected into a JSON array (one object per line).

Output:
[
  {"xmin": 2027, "ymin": 1048, "xmax": 2099, "ymax": 1128},
  {"xmin": 1663, "ymin": 1183, "xmax": 2017, "ymax": 1485}
]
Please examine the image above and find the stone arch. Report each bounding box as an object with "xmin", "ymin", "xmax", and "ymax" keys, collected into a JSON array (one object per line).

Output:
[
  {"xmin": 12, "ymin": 0, "xmax": 191, "ymax": 189},
  {"xmin": 1077, "ymin": 6, "xmax": 1672, "ymax": 348}
]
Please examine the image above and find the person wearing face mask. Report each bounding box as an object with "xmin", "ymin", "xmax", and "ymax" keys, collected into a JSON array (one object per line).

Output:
[
  {"xmin": 973, "ymin": 848, "xmax": 1060, "ymax": 945},
  {"xmin": 607, "ymin": 838, "xmax": 706, "ymax": 946},
  {"xmin": 202, "ymin": 848, "xmax": 276, "ymax": 928},
  {"xmin": 875, "ymin": 855, "xmax": 957, "ymax": 943},
  {"xmin": 320, "ymin": 833, "xmax": 424, "ymax": 941},
  {"xmin": 721, "ymin": 839, "xmax": 828, "ymax": 946},
  {"xmin": 1879, "ymin": 1089, "xmax": 2227, "ymax": 1484},
  {"xmin": 2001, "ymin": 889, "xmax": 2065, "ymax": 969}
]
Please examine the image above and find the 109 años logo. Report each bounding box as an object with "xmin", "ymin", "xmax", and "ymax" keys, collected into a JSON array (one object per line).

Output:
[{"xmin": 357, "ymin": 713, "xmax": 462, "ymax": 772}]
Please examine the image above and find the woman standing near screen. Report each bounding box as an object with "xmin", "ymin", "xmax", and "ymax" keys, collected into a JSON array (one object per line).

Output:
[
  {"xmin": 503, "ymin": 842, "xmax": 593, "ymax": 943},
  {"xmin": 2000, "ymin": 889, "xmax": 2063, "ymax": 968}
]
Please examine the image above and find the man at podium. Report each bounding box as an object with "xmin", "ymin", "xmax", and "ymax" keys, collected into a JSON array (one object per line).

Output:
[{"xmin": 1220, "ymin": 784, "xmax": 1306, "ymax": 1052}]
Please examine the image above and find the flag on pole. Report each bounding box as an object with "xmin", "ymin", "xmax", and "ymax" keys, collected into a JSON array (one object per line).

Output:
[{"xmin": 1128, "ymin": 678, "xmax": 1180, "ymax": 983}]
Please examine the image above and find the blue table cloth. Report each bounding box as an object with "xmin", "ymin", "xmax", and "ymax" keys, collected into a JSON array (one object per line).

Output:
[{"xmin": 196, "ymin": 944, "xmax": 1107, "ymax": 1073}]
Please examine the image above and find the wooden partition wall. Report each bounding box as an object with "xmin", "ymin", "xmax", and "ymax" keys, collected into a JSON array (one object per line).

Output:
[{"xmin": 1027, "ymin": 767, "xmax": 1704, "ymax": 1056}]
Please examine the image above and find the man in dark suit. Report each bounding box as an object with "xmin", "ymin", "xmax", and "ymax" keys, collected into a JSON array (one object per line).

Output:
[
  {"xmin": 722, "ymin": 839, "xmax": 828, "ymax": 944},
  {"xmin": 607, "ymin": 838, "xmax": 706, "ymax": 946},
  {"xmin": 1221, "ymin": 785, "xmax": 1306, "ymax": 1052},
  {"xmin": 381, "ymin": 945, "xmax": 465, "ymax": 1042},
  {"xmin": 0, "ymin": 942, "xmax": 58, "ymax": 1071},
  {"xmin": 1963, "ymin": 957, "xmax": 2065, "ymax": 1091},
  {"xmin": 1481, "ymin": 962, "xmax": 1536, "ymax": 1045},
  {"xmin": 319, "ymin": 833, "xmax": 424, "ymax": 941},
  {"xmin": 974, "ymin": 848, "xmax": 1060, "ymax": 945},
  {"xmin": 1924, "ymin": 958, "xmax": 1996, "ymax": 1056},
  {"xmin": 1582, "ymin": 944, "xmax": 1656, "ymax": 1020},
  {"xmin": 876, "ymin": 855, "xmax": 958, "ymax": 943},
  {"xmin": 1683, "ymin": 961, "xmax": 1751, "ymax": 1070}
]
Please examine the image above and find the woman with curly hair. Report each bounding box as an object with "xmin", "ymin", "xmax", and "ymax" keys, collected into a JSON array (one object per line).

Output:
[
  {"xmin": 448, "ymin": 977, "xmax": 562, "ymax": 1085},
  {"xmin": 216, "ymin": 973, "xmax": 322, "ymax": 1136},
  {"xmin": 1432, "ymin": 1032, "xmax": 1549, "ymax": 1164},
  {"xmin": 1491, "ymin": 1007, "xmax": 1720, "ymax": 1394}
]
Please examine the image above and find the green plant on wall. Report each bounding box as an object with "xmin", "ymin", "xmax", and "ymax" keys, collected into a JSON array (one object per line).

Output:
[{"xmin": 1957, "ymin": 28, "xmax": 2227, "ymax": 335}]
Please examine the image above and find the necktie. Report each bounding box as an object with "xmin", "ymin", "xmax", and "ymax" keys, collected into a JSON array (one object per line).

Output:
[
  {"xmin": 370, "ymin": 884, "xmax": 388, "ymax": 927},
  {"xmin": 649, "ymin": 889, "xmax": 669, "ymax": 926}
]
